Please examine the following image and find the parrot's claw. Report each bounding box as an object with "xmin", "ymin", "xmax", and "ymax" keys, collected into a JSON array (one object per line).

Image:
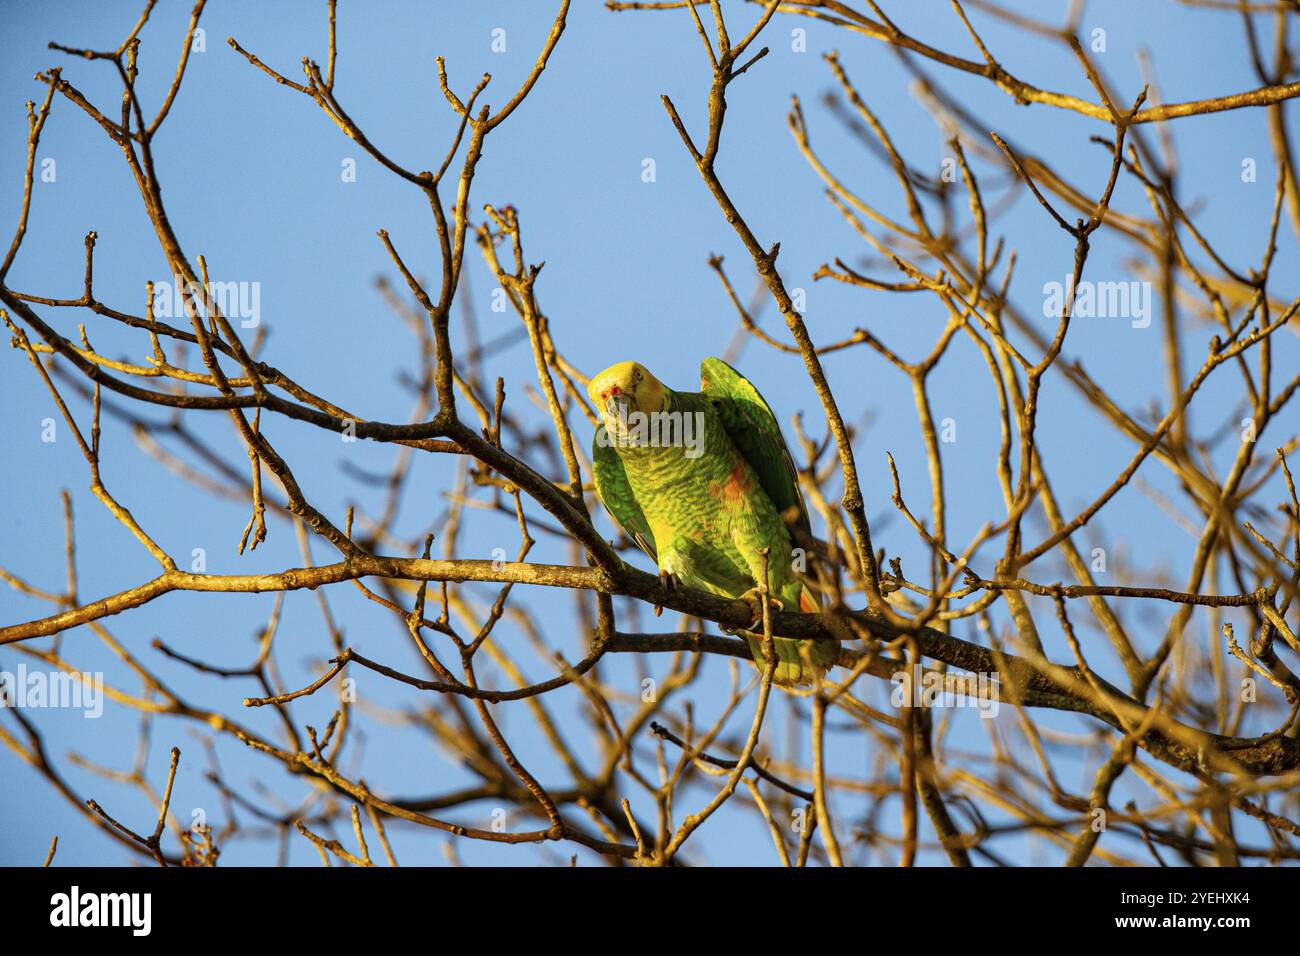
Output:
[
  {"xmin": 653, "ymin": 570, "xmax": 681, "ymax": 617},
  {"xmin": 738, "ymin": 588, "xmax": 783, "ymax": 630}
]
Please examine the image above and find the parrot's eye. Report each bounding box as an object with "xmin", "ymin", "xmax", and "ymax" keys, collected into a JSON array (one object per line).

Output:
[{"xmin": 631, "ymin": 368, "xmax": 642, "ymax": 386}]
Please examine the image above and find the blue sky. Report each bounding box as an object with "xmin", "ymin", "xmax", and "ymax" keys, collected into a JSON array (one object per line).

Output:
[{"xmin": 1, "ymin": 0, "xmax": 1297, "ymax": 866}]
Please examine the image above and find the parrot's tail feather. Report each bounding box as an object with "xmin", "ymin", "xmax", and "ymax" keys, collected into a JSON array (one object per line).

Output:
[
  {"xmin": 736, "ymin": 584, "xmax": 834, "ymax": 686},
  {"xmin": 742, "ymin": 633, "xmax": 839, "ymax": 687}
]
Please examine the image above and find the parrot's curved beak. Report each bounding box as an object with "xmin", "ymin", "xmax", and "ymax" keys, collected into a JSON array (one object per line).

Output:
[{"xmin": 605, "ymin": 393, "xmax": 633, "ymax": 418}]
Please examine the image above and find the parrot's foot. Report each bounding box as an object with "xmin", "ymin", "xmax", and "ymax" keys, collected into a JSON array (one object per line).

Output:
[
  {"xmin": 737, "ymin": 587, "xmax": 784, "ymax": 630},
  {"xmin": 653, "ymin": 570, "xmax": 681, "ymax": 618}
]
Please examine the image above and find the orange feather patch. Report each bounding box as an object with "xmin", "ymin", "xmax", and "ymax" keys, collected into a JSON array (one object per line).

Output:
[{"xmin": 710, "ymin": 460, "xmax": 753, "ymax": 505}]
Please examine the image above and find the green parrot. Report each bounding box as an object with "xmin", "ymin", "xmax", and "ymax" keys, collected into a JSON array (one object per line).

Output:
[{"xmin": 587, "ymin": 357, "xmax": 838, "ymax": 686}]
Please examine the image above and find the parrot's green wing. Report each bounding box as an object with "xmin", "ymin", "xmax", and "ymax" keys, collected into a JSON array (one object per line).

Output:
[
  {"xmin": 699, "ymin": 357, "xmax": 812, "ymax": 540},
  {"xmin": 591, "ymin": 434, "xmax": 658, "ymax": 561}
]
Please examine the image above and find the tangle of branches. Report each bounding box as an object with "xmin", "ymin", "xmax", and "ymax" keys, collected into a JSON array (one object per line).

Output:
[{"xmin": 2, "ymin": 0, "xmax": 1298, "ymax": 868}]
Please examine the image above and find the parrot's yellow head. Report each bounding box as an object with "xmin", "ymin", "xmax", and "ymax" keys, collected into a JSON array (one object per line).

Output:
[{"xmin": 588, "ymin": 361, "xmax": 669, "ymax": 425}]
